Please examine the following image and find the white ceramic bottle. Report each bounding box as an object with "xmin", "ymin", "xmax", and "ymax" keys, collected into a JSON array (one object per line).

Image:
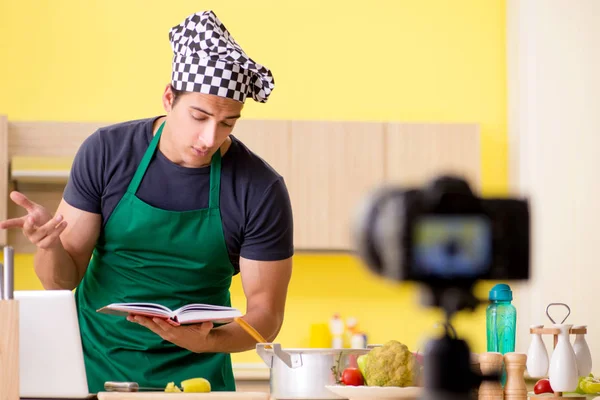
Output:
[
  {"xmin": 572, "ymin": 325, "xmax": 593, "ymax": 377},
  {"xmin": 527, "ymin": 324, "xmax": 549, "ymax": 378},
  {"xmin": 549, "ymin": 324, "xmax": 579, "ymax": 392}
]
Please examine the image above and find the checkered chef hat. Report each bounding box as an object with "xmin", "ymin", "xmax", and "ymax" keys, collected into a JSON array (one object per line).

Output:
[{"xmin": 168, "ymin": 11, "xmax": 275, "ymax": 103}]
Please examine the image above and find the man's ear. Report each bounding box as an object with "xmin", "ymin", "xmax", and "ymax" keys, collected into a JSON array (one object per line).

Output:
[{"xmin": 162, "ymin": 84, "xmax": 174, "ymax": 112}]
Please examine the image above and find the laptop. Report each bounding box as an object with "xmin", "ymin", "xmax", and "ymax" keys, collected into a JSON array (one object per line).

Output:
[{"xmin": 16, "ymin": 290, "xmax": 94, "ymax": 399}]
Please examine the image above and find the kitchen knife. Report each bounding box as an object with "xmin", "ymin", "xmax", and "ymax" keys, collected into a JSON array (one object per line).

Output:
[
  {"xmin": 0, "ymin": 260, "xmax": 3, "ymax": 300},
  {"xmin": 2, "ymin": 246, "xmax": 13, "ymax": 300},
  {"xmin": 104, "ymin": 382, "xmax": 165, "ymax": 392}
]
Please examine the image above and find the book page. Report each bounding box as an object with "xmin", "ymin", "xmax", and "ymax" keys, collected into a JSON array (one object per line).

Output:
[
  {"xmin": 101, "ymin": 302, "xmax": 173, "ymax": 317},
  {"xmin": 175, "ymin": 303, "xmax": 239, "ymax": 314},
  {"xmin": 176, "ymin": 309, "xmax": 243, "ymax": 325}
]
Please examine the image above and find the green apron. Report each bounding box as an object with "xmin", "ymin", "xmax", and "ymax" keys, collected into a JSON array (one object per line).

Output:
[{"xmin": 74, "ymin": 121, "xmax": 236, "ymax": 393}]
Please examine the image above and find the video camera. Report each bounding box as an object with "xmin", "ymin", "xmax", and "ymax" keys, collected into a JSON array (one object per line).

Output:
[{"xmin": 352, "ymin": 175, "xmax": 531, "ymax": 400}]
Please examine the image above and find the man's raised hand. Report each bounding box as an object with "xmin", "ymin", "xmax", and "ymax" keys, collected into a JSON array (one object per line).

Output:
[{"xmin": 0, "ymin": 191, "xmax": 67, "ymax": 249}]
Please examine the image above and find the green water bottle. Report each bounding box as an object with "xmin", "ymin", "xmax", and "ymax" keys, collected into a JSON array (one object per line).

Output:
[
  {"xmin": 486, "ymin": 283, "xmax": 516, "ymax": 386},
  {"xmin": 486, "ymin": 283, "xmax": 517, "ymax": 354}
]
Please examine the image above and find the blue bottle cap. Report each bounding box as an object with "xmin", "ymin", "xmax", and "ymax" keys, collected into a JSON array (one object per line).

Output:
[{"xmin": 489, "ymin": 283, "xmax": 513, "ymax": 301}]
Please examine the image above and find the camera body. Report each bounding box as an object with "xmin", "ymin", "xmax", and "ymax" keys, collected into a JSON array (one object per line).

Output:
[{"xmin": 354, "ymin": 175, "xmax": 530, "ymax": 292}]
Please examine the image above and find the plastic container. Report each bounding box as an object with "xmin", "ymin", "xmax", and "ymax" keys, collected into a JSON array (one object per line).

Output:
[
  {"xmin": 486, "ymin": 283, "xmax": 517, "ymax": 387},
  {"xmin": 486, "ymin": 283, "xmax": 517, "ymax": 354},
  {"xmin": 329, "ymin": 313, "xmax": 344, "ymax": 349}
]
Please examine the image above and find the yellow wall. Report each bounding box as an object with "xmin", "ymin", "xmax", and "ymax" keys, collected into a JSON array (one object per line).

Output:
[{"xmin": 2, "ymin": 1, "xmax": 508, "ymax": 364}]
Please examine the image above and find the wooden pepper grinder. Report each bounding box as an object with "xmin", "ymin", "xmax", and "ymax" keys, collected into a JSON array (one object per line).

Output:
[
  {"xmin": 504, "ymin": 352, "xmax": 527, "ymax": 400},
  {"xmin": 478, "ymin": 352, "xmax": 504, "ymax": 400}
]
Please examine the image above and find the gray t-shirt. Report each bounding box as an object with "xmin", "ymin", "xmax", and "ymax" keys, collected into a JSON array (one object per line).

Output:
[{"xmin": 63, "ymin": 116, "xmax": 294, "ymax": 272}]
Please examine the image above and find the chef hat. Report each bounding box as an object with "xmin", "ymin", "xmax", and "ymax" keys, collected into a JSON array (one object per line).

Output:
[{"xmin": 168, "ymin": 10, "xmax": 275, "ymax": 103}]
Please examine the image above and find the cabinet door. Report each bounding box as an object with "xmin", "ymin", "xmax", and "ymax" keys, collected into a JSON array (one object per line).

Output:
[
  {"xmin": 8, "ymin": 120, "xmax": 107, "ymax": 157},
  {"xmin": 232, "ymin": 120, "xmax": 292, "ymax": 182},
  {"xmin": 289, "ymin": 121, "xmax": 386, "ymax": 249},
  {"xmin": 385, "ymin": 123, "xmax": 481, "ymax": 190}
]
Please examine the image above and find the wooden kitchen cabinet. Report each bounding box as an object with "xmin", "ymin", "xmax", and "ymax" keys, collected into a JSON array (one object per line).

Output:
[
  {"xmin": 233, "ymin": 120, "xmax": 479, "ymax": 251},
  {"xmin": 288, "ymin": 121, "xmax": 386, "ymax": 249},
  {"xmin": 385, "ymin": 122, "xmax": 481, "ymax": 190},
  {"xmin": 3, "ymin": 117, "xmax": 480, "ymax": 253}
]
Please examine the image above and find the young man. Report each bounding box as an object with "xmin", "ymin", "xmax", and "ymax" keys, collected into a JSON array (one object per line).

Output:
[{"xmin": 0, "ymin": 10, "xmax": 293, "ymax": 393}]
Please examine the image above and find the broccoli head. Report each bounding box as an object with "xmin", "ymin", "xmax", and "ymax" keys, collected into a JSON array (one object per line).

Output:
[{"xmin": 363, "ymin": 340, "xmax": 417, "ymax": 387}]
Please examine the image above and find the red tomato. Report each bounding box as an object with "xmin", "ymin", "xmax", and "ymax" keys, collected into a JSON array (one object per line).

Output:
[
  {"xmin": 413, "ymin": 352, "xmax": 424, "ymax": 365},
  {"xmin": 341, "ymin": 367, "xmax": 364, "ymax": 386},
  {"xmin": 534, "ymin": 379, "xmax": 553, "ymax": 395}
]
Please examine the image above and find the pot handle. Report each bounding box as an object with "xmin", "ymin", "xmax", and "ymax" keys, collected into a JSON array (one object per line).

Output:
[
  {"xmin": 255, "ymin": 343, "xmax": 302, "ymax": 369},
  {"xmin": 256, "ymin": 343, "xmax": 274, "ymax": 367}
]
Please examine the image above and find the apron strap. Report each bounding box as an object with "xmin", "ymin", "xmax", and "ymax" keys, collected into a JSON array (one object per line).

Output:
[
  {"xmin": 208, "ymin": 148, "xmax": 222, "ymax": 209},
  {"xmin": 126, "ymin": 121, "xmax": 164, "ymax": 194}
]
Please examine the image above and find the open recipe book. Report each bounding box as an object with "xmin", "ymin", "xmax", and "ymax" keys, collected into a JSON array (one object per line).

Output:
[{"xmin": 97, "ymin": 302, "xmax": 242, "ymax": 326}]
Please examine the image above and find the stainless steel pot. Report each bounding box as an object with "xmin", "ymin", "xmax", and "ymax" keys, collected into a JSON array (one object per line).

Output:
[{"xmin": 256, "ymin": 343, "xmax": 370, "ymax": 400}]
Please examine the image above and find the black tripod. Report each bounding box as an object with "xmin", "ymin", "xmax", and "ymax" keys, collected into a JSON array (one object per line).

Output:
[{"xmin": 419, "ymin": 288, "xmax": 500, "ymax": 400}]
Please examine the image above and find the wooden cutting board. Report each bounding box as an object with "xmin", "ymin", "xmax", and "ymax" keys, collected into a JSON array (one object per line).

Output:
[{"xmin": 97, "ymin": 391, "xmax": 270, "ymax": 400}]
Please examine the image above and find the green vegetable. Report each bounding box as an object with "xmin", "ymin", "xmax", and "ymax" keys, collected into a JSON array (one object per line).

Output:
[
  {"xmin": 357, "ymin": 354, "xmax": 367, "ymax": 378},
  {"xmin": 577, "ymin": 374, "xmax": 600, "ymax": 394},
  {"xmin": 363, "ymin": 340, "xmax": 417, "ymax": 387}
]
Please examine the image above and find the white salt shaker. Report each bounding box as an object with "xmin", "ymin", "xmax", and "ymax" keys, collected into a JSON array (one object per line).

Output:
[
  {"xmin": 549, "ymin": 324, "xmax": 579, "ymax": 392},
  {"xmin": 572, "ymin": 325, "xmax": 592, "ymax": 377},
  {"xmin": 526, "ymin": 324, "xmax": 549, "ymax": 378}
]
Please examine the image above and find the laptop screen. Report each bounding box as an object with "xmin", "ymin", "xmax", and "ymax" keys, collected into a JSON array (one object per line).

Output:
[{"xmin": 16, "ymin": 290, "xmax": 91, "ymax": 399}]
